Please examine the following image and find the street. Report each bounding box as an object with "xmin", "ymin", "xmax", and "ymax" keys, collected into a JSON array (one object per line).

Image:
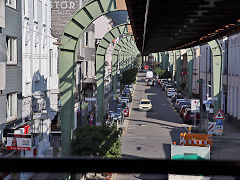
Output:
[{"xmin": 117, "ymin": 72, "xmax": 187, "ymax": 179}]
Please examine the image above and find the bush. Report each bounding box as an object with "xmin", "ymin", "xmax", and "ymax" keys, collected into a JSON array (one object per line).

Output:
[{"xmin": 71, "ymin": 124, "xmax": 122, "ymax": 158}]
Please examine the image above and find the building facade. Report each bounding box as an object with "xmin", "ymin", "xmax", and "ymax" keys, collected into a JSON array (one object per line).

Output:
[
  {"xmin": 0, "ymin": 0, "xmax": 22, "ymax": 154},
  {"xmin": 21, "ymin": 0, "xmax": 59, "ymax": 161}
]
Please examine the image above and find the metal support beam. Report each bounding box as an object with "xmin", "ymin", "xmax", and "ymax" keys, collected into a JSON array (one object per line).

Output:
[
  {"xmin": 186, "ymin": 48, "xmax": 194, "ymax": 98},
  {"xmin": 169, "ymin": 51, "xmax": 174, "ymax": 80},
  {"xmin": 96, "ymin": 23, "xmax": 130, "ymax": 124},
  {"xmin": 175, "ymin": 50, "xmax": 181, "ymax": 90},
  {"xmin": 207, "ymin": 40, "xmax": 223, "ymax": 115},
  {"xmin": 161, "ymin": 52, "xmax": 169, "ymax": 71}
]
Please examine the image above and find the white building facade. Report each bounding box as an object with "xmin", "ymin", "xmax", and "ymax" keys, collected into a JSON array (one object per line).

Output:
[{"xmin": 21, "ymin": 0, "xmax": 59, "ymax": 162}]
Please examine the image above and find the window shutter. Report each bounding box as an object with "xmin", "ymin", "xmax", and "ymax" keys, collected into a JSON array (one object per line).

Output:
[{"xmin": 0, "ymin": 62, "xmax": 6, "ymax": 90}]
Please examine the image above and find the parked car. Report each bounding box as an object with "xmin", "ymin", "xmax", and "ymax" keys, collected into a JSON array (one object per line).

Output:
[
  {"xmin": 117, "ymin": 102, "xmax": 130, "ymax": 117},
  {"xmin": 171, "ymin": 94, "xmax": 184, "ymax": 103},
  {"xmin": 164, "ymin": 85, "xmax": 173, "ymax": 92},
  {"xmin": 147, "ymin": 79, "xmax": 154, "ymax": 86},
  {"xmin": 120, "ymin": 93, "xmax": 132, "ymax": 103},
  {"xmin": 174, "ymin": 99, "xmax": 186, "ymax": 110},
  {"xmin": 180, "ymin": 105, "xmax": 191, "ymax": 118},
  {"xmin": 177, "ymin": 101, "xmax": 190, "ymax": 112},
  {"xmin": 122, "ymin": 88, "xmax": 133, "ymax": 96},
  {"xmin": 125, "ymin": 85, "xmax": 134, "ymax": 92},
  {"xmin": 167, "ymin": 88, "xmax": 177, "ymax": 97},
  {"xmin": 139, "ymin": 98, "xmax": 152, "ymax": 111},
  {"xmin": 183, "ymin": 109, "xmax": 200, "ymax": 124}
]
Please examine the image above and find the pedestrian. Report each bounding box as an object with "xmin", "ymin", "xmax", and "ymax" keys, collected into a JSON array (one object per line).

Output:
[
  {"xmin": 88, "ymin": 112, "xmax": 93, "ymax": 126},
  {"xmin": 93, "ymin": 112, "xmax": 96, "ymax": 126}
]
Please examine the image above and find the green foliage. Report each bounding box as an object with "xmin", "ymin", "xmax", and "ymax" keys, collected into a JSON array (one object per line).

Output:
[
  {"xmin": 120, "ymin": 67, "xmax": 138, "ymax": 88},
  {"xmin": 71, "ymin": 124, "xmax": 122, "ymax": 158},
  {"xmin": 154, "ymin": 67, "xmax": 171, "ymax": 79}
]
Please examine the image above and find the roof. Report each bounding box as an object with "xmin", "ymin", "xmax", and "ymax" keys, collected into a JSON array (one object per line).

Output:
[
  {"xmin": 140, "ymin": 98, "xmax": 151, "ymax": 101},
  {"xmin": 125, "ymin": 0, "xmax": 240, "ymax": 55}
]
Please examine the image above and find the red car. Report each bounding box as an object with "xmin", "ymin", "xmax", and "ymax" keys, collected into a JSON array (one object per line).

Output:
[
  {"xmin": 123, "ymin": 107, "xmax": 130, "ymax": 117},
  {"xmin": 180, "ymin": 105, "xmax": 191, "ymax": 118},
  {"xmin": 183, "ymin": 109, "xmax": 200, "ymax": 124}
]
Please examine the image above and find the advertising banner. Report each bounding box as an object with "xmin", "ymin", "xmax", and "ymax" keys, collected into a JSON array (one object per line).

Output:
[{"xmin": 6, "ymin": 135, "xmax": 32, "ymax": 151}]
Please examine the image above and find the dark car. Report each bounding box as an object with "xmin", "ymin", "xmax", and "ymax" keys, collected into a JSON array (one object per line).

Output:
[{"xmin": 121, "ymin": 93, "xmax": 132, "ymax": 103}]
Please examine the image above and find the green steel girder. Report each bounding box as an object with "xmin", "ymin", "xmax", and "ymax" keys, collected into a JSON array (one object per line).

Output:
[
  {"xmin": 186, "ymin": 48, "xmax": 194, "ymax": 98},
  {"xmin": 112, "ymin": 36, "xmax": 134, "ymax": 92},
  {"xmin": 96, "ymin": 23, "xmax": 130, "ymax": 124},
  {"xmin": 175, "ymin": 50, "xmax": 181, "ymax": 90},
  {"xmin": 59, "ymin": 0, "xmax": 125, "ymax": 156},
  {"xmin": 169, "ymin": 51, "xmax": 174, "ymax": 80},
  {"xmin": 160, "ymin": 52, "xmax": 169, "ymax": 71},
  {"xmin": 207, "ymin": 40, "xmax": 223, "ymax": 115},
  {"xmin": 119, "ymin": 41, "xmax": 137, "ymax": 72}
]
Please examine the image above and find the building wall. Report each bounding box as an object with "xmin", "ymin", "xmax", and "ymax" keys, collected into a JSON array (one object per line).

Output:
[
  {"xmin": 0, "ymin": 0, "xmax": 22, "ymax": 138},
  {"xmin": 51, "ymin": 0, "xmax": 80, "ymax": 38},
  {"xmin": 192, "ymin": 46, "xmax": 200, "ymax": 95},
  {"xmin": 227, "ymin": 33, "xmax": 240, "ymax": 120},
  {"xmin": 21, "ymin": 0, "xmax": 59, "ymax": 163},
  {"xmin": 0, "ymin": 0, "xmax": 5, "ymax": 28}
]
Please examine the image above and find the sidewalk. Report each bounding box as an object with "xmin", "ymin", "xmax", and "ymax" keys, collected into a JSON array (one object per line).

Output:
[{"xmin": 179, "ymin": 90, "xmax": 240, "ymax": 162}]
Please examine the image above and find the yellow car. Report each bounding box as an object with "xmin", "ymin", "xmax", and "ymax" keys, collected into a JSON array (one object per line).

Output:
[{"xmin": 139, "ymin": 98, "xmax": 152, "ymax": 111}]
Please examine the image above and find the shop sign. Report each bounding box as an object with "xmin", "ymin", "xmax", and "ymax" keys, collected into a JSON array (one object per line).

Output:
[{"xmin": 6, "ymin": 134, "xmax": 32, "ymax": 151}]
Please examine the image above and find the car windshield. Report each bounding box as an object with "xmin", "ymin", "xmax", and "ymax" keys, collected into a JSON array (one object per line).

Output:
[{"xmin": 141, "ymin": 101, "xmax": 150, "ymax": 104}]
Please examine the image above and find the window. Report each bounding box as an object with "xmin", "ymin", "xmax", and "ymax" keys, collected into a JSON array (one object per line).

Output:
[
  {"xmin": 236, "ymin": 87, "xmax": 238, "ymax": 118},
  {"xmin": 33, "ymin": 0, "xmax": 37, "ymax": 21},
  {"xmin": 49, "ymin": 49, "xmax": 53, "ymax": 76},
  {"xmin": 84, "ymin": 32, "xmax": 89, "ymax": 47},
  {"xmin": 232, "ymin": 45, "xmax": 235, "ymax": 75},
  {"xmin": 6, "ymin": 92, "xmax": 17, "ymax": 121},
  {"xmin": 6, "ymin": 0, "xmax": 16, "ymax": 9},
  {"xmin": 23, "ymin": 0, "xmax": 28, "ymax": 16},
  {"xmin": 223, "ymin": 39, "xmax": 228, "ymax": 74},
  {"xmin": 237, "ymin": 45, "xmax": 239, "ymax": 75},
  {"xmin": 6, "ymin": 36, "xmax": 17, "ymax": 64},
  {"xmin": 86, "ymin": 61, "xmax": 88, "ymax": 77}
]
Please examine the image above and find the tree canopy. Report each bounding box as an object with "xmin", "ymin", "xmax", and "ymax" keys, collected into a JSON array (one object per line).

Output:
[{"xmin": 71, "ymin": 124, "xmax": 122, "ymax": 158}]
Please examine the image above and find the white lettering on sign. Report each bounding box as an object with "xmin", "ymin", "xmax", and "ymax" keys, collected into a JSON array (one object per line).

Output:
[{"xmin": 51, "ymin": 1, "xmax": 76, "ymax": 10}]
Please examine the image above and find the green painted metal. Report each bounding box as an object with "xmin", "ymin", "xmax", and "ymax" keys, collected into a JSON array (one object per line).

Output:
[
  {"xmin": 175, "ymin": 50, "xmax": 181, "ymax": 90},
  {"xmin": 59, "ymin": 0, "xmax": 125, "ymax": 156},
  {"xmin": 112, "ymin": 35, "xmax": 137, "ymax": 92},
  {"xmin": 169, "ymin": 51, "xmax": 174, "ymax": 80},
  {"xmin": 160, "ymin": 52, "xmax": 169, "ymax": 71},
  {"xmin": 207, "ymin": 40, "xmax": 223, "ymax": 115},
  {"xmin": 186, "ymin": 48, "xmax": 194, "ymax": 98},
  {"xmin": 96, "ymin": 23, "xmax": 130, "ymax": 124}
]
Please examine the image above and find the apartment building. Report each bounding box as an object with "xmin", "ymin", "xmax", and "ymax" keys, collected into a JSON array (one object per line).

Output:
[
  {"xmin": 0, "ymin": 0, "xmax": 22, "ymax": 154},
  {"xmin": 21, "ymin": 0, "xmax": 59, "ymax": 158}
]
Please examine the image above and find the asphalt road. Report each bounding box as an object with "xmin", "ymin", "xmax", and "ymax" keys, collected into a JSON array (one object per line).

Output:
[{"xmin": 116, "ymin": 72, "xmax": 187, "ymax": 180}]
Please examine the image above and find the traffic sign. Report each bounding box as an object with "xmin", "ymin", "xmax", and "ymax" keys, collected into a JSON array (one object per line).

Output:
[
  {"xmin": 144, "ymin": 65, "xmax": 149, "ymax": 70},
  {"xmin": 208, "ymin": 97, "xmax": 218, "ymax": 101},
  {"xmin": 203, "ymin": 100, "xmax": 212, "ymax": 104},
  {"xmin": 191, "ymin": 99, "xmax": 200, "ymax": 113},
  {"xmin": 215, "ymin": 125, "xmax": 223, "ymax": 135},
  {"xmin": 216, "ymin": 119, "xmax": 223, "ymax": 126},
  {"xmin": 213, "ymin": 109, "xmax": 225, "ymax": 120}
]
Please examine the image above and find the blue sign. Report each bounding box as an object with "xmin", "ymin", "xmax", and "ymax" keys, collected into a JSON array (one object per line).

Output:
[
  {"xmin": 206, "ymin": 100, "xmax": 212, "ymax": 104},
  {"xmin": 216, "ymin": 119, "xmax": 223, "ymax": 126}
]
